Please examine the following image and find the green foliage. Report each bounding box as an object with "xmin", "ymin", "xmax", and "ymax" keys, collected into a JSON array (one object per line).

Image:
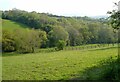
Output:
[
  {"xmin": 2, "ymin": 28, "xmax": 47, "ymax": 53},
  {"xmin": 2, "ymin": 19, "xmax": 48, "ymax": 53},
  {"xmin": 13, "ymin": 29, "xmax": 47, "ymax": 53},
  {"xmin": 2, "ymin": 30, "xmax": 16, "ymax": 52},
  {"xmin": 2, "ymin": 39, "xmax": 16, "ymax": 52},
  {"xmin": 48, "ymin": 25, "xmax": 68, "ymax": 47},
  {"xmin": 2, "ymin": 9, "xmax": 118, "ymax": 50},
  {"xmin": 108, "ymin": 10, "xmax": 120, "ymax": 30},
  {"xmin": 56, "ymin": 40, "xmax": 66, "ymax": 50}
]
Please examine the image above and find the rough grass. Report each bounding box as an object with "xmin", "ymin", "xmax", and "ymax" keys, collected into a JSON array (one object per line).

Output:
[{"xmin": 2, "ymin": 47, "xmax": 118, "ymax": 80}]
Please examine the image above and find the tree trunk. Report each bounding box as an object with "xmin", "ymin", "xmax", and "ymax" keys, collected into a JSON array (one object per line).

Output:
[{"xmin": 32, "ymin": 47, "xmax": 34, "ymax": 53}]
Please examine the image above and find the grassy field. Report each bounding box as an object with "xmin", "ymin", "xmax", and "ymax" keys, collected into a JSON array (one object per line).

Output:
[
  {"xmin": 2, "ymin": 19, "xmax": 30, "ymax": 31},
  {"xmin": 2, "ymin": 47, "xmax": 118, "ymax": 80}
]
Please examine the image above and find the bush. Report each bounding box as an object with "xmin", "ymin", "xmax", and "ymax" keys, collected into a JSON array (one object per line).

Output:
[
  {"xmin": 2, "ymin": 38, "xmax": 16, "ymax": 52},
  {"xmin": 13, "ymin": 29, "xmax": 37, "ymax": 53},
  {"xmin": 2, "ymin": 29, "xmax": 47, "ymax": 53},
  {"xmin": 2, "ymin": 30, "xmax": 16, "ymax": 52},
  {"xmin": 56, "ymin": 40, "xmax": 66, "ymax": 50}
]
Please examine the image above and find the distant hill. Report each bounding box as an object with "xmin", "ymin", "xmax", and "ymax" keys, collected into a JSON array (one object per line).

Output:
[{"xmin": 90, "ymin": 15, "xmax": 108, "ymax": 19}]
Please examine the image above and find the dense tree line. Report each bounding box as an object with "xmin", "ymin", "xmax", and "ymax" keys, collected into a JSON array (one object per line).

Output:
[
  {"xmin": 2, "ymin": 9, "xmax": 118, "ymax": 53},
  {"xmin": 2, "ymin": 28, "xmax": 47, "ymax": 53}
]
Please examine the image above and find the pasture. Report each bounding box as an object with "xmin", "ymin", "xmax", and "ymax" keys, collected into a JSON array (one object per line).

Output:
[
  {"xmin": 2, "ymin": 19, "xmax": 30, "ymax": 31},
  {"xmin": 2, "ymin": 46, "xmax": 118, "ymax": 80}
]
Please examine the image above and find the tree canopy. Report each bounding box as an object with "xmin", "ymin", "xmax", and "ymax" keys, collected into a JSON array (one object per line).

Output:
[{"xmin": 2, "ymin": 9, "xmax": 118, "ymax": 53}]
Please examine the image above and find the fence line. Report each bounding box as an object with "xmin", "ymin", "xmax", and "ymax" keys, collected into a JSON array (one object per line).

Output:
[{"xmin": 64, "ymin": 44, "xmax": 117, "ymax": 51}]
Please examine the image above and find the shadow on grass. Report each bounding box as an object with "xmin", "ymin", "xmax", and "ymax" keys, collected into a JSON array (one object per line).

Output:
[
  {"xmin": 2, "ymin": 48, "xmax": 57, "ymax": 57},
  {"xmin": 2, "ymin": 52, "xmax": 29, "ymax": 57},
  {"xmin": 71, "ymin": 57, "xmax": 120, "ymax": 81}
]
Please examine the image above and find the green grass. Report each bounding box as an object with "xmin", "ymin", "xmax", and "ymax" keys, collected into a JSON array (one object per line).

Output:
[
  {"xmin": 2, "ymin": 19, "xmax": 30, "ymax": 31},
  {"xmin": 2, "ymin": 47, "xmax": 118, "ymax": 80}
]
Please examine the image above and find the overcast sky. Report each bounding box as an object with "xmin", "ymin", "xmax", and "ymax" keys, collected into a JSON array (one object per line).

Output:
[{"xmin": 0, "ymin": 0, "xmax": 119, "ymax": 16}]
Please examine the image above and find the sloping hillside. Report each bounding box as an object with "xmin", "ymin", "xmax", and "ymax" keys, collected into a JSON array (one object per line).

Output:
[{"xmin": 2, "ymin": 19, "xmax": 30, "ymax": 31}]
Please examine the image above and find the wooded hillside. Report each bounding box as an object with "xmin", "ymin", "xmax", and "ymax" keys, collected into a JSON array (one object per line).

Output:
[{"xmin": 2, "ymin": 9, "xmax": 118, "ymax": 53}]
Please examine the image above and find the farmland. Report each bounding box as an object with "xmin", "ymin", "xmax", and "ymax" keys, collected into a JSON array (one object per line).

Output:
[
  {"xmin": 1, "ymin": 8, "xmax": 119, "ymax": 81},
  {"xmin": 2, "ymin": 46, "xmax": 118, "ymax": 80}
]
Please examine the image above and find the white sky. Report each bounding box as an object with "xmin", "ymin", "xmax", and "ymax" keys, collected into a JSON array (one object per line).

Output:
[{"xmin": 0, "ymin": 0, "xmax": 120, "ymax": 16}]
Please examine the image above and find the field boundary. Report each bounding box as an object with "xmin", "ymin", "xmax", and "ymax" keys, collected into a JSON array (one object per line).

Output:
[{"xmin": 64, "ymin": 44, "xmax": 117, "ymax": 51}]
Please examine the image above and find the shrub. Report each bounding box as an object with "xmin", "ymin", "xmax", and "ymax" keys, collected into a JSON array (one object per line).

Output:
[
  {"xmin": 14, "ymin": 29, "xmax": 47, "ymax": 53},
  {"xmin": 2, "ymin": 38, "xmax": 16, "ymax": 52},
  {"xmin": 56, "ymin": 40, "xmax": 66, "ymax": 50},
  {"xmin": 2, "ymin": 30, "xmax": 16, "ymax": 52},
  {"xmin": 2, "ymin": 29, "xmax": 47, "ymax": 53}
]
